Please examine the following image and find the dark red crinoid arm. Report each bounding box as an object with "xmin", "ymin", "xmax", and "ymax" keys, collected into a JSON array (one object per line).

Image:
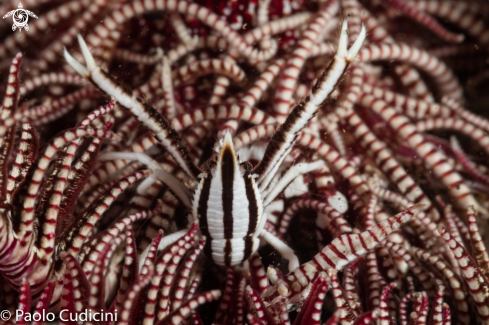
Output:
[{"xmin": 0, "ymin": 53, "xmax": 22, "ymax": 207}]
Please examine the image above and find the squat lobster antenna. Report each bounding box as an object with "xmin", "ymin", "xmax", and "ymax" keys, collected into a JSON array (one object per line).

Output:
[{"xmin": 253, "ymin": 20, "xmax": 367, "ymax": 188}]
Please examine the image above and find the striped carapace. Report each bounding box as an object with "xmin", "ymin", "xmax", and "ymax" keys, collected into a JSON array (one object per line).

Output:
[{"xmin": 64, "ymin": 20, "xmax": 366, "ymax": 268}]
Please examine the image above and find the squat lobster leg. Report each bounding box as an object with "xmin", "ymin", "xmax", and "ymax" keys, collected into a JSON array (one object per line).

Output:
[{"xmin": 262, "ymin": 205, "xmax": 423, "ymax": 306}]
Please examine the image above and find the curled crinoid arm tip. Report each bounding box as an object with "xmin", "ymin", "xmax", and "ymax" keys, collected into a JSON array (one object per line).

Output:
[
  {"xmin": 136, "ymin": 175, "xmax": 157, "ymax": 195},
  {"xmin": 450, "ymin": 135, "xmax": 462, "ymax": 151},
  {"xmin": 410, "ymin": 203, "xmax": 426, "ymax": 212},
  {"xmin": 63, "ymin": 47, "xmax": 88, "ymax": 78},
  {"xmin": 155, "ymin": 47, "xmax": 164, "ymax": 57},
  {"xmin": 404, "ymin": 203, "xmax": 425, "ymax": 222}
]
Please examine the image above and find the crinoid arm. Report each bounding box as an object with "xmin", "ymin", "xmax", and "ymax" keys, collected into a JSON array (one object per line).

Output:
[{"xmin": 252, "ymin": 20, "xmax": 367, "ymax": 190}]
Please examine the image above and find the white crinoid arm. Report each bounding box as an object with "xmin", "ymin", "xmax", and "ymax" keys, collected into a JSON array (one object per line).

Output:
[
  {"xmin": 64, "ymin": 35, "xmax": 203, "ymax": 180},
  {"xmin": 252, "ymin": 20, "xmax": 366, "ymax": 191},
  {"xmin": 99, "ymin": 152, "xmax": 193, "ymax": 208}
]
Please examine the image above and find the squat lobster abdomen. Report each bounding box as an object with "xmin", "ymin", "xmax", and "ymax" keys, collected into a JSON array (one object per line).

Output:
[{"xmin": 193, "ymin": 131, "xmax": 265, "ymax": 266}]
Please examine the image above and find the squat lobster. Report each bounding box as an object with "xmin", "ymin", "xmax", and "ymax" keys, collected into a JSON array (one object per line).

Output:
[{"xmin": 64, "ymin": 21, "xmax": 366, "ymax": 270}]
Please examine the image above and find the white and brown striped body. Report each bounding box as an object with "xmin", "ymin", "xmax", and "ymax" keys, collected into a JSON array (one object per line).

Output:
[{"xmin": 192, "ymin": 131, "xmax": 265, "ymax": 266}]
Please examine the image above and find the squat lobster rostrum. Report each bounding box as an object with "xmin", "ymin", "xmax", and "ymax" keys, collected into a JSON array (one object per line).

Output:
[{"xmin": 64, "ymin": 20, "xmax": 366, "ymax": 269}]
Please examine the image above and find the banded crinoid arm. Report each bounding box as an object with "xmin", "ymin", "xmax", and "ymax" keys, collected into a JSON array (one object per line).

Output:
[
  {"xmin": 17, "ymin": 127, "xmax": 120, "ymax": 238},
  {"xmin": 19, "ymin": 72, "xmax": 85, "ymax": 97},
  {"xmin": 63, "ymin": 35, "xmax": 202, "ymax": 180},
  {"xmin": 341, "ymin": 0, "xmax": 433, "ymax": 102},
  {"xmin": 169, "ymin": 239, "xmax": 205, "ymax": 312},
  {"xmin": 252, "ymin": 20, "xmax": 367, "ymax": 191},
  {"xmin": 336, "ymin": 65, "xmax": 438, "ymax": 221},
  {"xmin": 359, "ymin": 91, "xmax": 486, "ymax": 215},
  {"xmin": 411, "ymin": 247, "xmax": 470, "ymax": 324},
  {"xmin": 438, "ymin": 225, "xmax": 489, "ymax": 324},
  {"xmin": 289, "ymin": 277, "xmax": 330, "ymax": 325},
  {"xmin": 261, "ymin": 205, "xmax": 422, "ymax": 305},
  {"xmin": 386, "ymin": 0, "xmax": 464, "ymax": 43},
  {"xmin": 78, "ymin": 206, "xmax": 160, "ymax": 276},
  {"xmin": 399, "ymin": 292, "xmax": 416, "ymax": 325},
  {"xmin": 272, "ymin": 0, "xmax": 339, "ymax": 121},
  {"xmin": 451, "ymin": 136, "xmax": 489, "ymax": 188},
  {"xmin": 465, "ymin": 207, "xmax": 489, "ymax": 278},
  {"xmin": 56, "ymin": 170, "xmax": 151, "ymax": 260},
  {"xmin": 5, "ymin": 122, "xmax": 38, "ymax": 207},
  {"xmin": 0, "ymin": 127, "xmax": 120, "ymax": 300},
  {"xmin": 58, "ymin": 251, "xmax": 91, "ymax": 315},
  {"xmin": 0, "ymin": 52, "xmax": 22, "ymax": 205},
  {"xmin": 329, "ymin": 269, "xmax": 356, "ymax": 323},
  {"xmin": 108, "ymin": 228, "xmax": 138, "ymax": 314},
  {"xmin": 16, "ymin": 279, "xmax": 31, "ymax": 324},
  {"xmin": 55, "ymin": 102, "xmax": 116, "ymax": 224}
]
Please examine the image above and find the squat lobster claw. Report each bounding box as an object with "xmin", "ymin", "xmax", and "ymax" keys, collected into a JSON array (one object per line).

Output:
[
  {"xmin": 262, "ymin": 204, "xmax": 423, "ymax": 306},
  {"xmin": 64, "ymin": 20, "xmax": 366, "ymax": 270}
]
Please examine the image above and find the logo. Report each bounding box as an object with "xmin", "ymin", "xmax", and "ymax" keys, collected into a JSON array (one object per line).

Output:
[{"xmin": 3, "ymin": 3, "xmax": 38, "ymax": 32}]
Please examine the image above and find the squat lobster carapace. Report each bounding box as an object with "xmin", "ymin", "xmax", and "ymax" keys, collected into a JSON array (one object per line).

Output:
[{"xmin": 64, "ymin": 20, "xmax": 366, "ymax": 271}]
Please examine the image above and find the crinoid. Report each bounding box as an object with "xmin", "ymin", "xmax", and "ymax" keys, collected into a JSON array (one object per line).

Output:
[
  {"xmin": 3, "ymin": 0, "xmax": 489, "ymax": 324},
  {"xmin": 0, "ymin": 52, "xmax": 121, "ymax": 303}
]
